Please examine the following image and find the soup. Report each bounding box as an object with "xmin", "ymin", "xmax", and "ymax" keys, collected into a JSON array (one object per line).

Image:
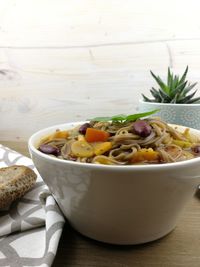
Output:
[{"xmin": 37, "ymin": 117, "xmax": 200, "ymax": 165}]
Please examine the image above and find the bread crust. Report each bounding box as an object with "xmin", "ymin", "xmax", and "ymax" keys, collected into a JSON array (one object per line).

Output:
[{"xmin": 0, "ymin": 165, "xmax": 37, "ymax": 208}]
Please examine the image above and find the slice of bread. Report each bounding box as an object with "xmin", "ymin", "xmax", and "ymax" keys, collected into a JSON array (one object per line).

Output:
[{"xmin": 0, "ymin": 165, "xmax": 37, "ymax": 208}]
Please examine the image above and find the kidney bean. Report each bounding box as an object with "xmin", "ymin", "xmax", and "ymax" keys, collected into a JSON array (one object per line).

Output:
[
  {"xmin": 132, "ymin": 120, "xmax": 152, "ymax": 137},
  {"xmin": 192, "ymin": 145, "xmax": 200, "ymax": 154},
  {"xmin": 39, "ymin": 144, "xmax": 60, "ymax": 156},
  {"xmin": 79, "ymin": 123, "xmax": 91, "ymax": 135}
]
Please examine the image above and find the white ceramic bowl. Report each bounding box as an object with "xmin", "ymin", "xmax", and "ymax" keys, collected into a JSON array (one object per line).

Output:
[{"xmin": 28, "ymin": 122, "xmax": 200, "ymax": 245}]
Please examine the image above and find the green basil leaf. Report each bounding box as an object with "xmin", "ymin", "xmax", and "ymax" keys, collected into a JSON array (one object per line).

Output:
[
  {"xmin": 125, "ymin": 109, "xmax": 159, "ymax": 121},
  {"xmin": 111, "ymin": 114, "xmax": 127, "ymax": 121},
  {"xmin": 89, "ymin": 109, "xmax": 159, "ymax": 123}
]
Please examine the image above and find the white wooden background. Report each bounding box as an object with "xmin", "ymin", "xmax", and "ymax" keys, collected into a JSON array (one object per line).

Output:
[{"xmin": 1, "ymin": 0, "xmax": 200, "ymax": 141}]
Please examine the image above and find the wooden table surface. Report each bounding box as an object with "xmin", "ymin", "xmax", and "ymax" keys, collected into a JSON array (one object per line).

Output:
[{"xmin": 1, "ymin": 141, "xmax": 200, "ymax": 267}]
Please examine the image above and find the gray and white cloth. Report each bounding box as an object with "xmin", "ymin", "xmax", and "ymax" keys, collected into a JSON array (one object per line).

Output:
[{"xmin": 0, "ymin": 144, "xmax": 65, "ymax": 267}]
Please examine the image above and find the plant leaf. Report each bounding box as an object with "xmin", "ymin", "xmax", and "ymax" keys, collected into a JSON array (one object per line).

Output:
[
  {"xmin": 186, "ymin": 96, "xmax": 200, "ymax": 104},
  {"xmin": 178, "ymin": 90, "xmax": 198, "ymax": 103},
  {"xmin": 158, "ymin": 89, "xmax": 171, "ymax": 102},
  {"xmin": 169, "ymin": 72, "xmax": 174, "ymax": 91},
  {"xmin": 170, "ymin": 94, "xmax": 178, "ymax": 103},
  {"xmin": 170, "ymin": 81, "xmax": 188, "ymax": 98},
  {"xmin": 145, "ymin": 66, "xmax": 198, "ymax": 103},
  {"xmin": 150, "ymin": 71, "xmax": 170, "ymax": 94},
  {"xmin": 125, "ymin": 110, "xmax": 159, "ymax": 121},
  {"xmin": 181, "ymin": 82, "xmax": 197, "ymax": 96},
  {"xmin": 90, "ymin": 110, "xmax": 159, "ymax": 122},
  {"xmin": 173, "ymin": 75, "xmax": 179, "ymax": 90},
  {"xmin": 167, "ymin": 67, "xmax": 171, "ymax": 87},
  {"xmin": 111, "ymin": 114, "xmax": 127, "ymax": 122},
  {"xmin": 142, "ymin": 94, "xmax": 155, "ymax": 102},
  {"xmin": 150, "ymin": 88, "xmax": 162, "ymax": 102},
  {"xmin": 179, "ymin": 66, "xmax": 188, "ymax": 85}
]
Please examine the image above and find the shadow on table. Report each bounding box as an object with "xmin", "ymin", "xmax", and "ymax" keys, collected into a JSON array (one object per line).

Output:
[{"xmin": 52, "ymin": 219, "xmax": 175, "ymax": 267}]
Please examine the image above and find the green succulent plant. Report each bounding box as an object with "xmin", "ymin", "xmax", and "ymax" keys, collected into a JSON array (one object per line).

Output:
[{"xmin": 142, "ymin": 66, "xmax": 200, "ymax": 104}]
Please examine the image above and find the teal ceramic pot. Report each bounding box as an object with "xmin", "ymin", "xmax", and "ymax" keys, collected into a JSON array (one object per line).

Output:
[{"xmin": 138, "ymin": 100, "xmax": 200, "ymax": 130}]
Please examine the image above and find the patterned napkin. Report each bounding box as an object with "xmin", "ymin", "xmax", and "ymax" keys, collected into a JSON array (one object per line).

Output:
[{"xmin": 0, "ymin": 144, "xmax": 65, "ymax": 267}]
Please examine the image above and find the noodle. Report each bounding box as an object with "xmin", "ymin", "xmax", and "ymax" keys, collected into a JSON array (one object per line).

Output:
[{"xmin": 38, "ymin": 118, "xmax": 200, "ymax": 165}]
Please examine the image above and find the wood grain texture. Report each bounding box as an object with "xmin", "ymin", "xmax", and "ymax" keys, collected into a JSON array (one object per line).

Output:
[
  {"xmin": 2, "ymin": 141, "xmax": 200, "ymax": 267},
  {"xmin": 1, "ymin": 0, "xmax": 200, "ymax": 47},
  {"xmin": 0, "ymin": 43, "xmax": 169, "ymax": 141},
  {"xmin": 1, "ymin": 0, "xmax": 200, "ymax": 141}
]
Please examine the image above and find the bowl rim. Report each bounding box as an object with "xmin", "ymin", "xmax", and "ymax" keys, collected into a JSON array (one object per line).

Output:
[{"xmin": 28, "ymin": 121, "xmax": 200, "ymax": 172}]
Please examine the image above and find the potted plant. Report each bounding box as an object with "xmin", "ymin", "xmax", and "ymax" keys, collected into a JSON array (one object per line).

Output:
[{"xmin": 138, "ymin": 66, "xmax": 200, "ymax": 129}]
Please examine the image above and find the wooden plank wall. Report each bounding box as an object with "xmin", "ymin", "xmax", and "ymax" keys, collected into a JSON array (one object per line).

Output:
[{"xmin": 1, "ymin": 0, "xmax": 200, "ymax": 141}]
